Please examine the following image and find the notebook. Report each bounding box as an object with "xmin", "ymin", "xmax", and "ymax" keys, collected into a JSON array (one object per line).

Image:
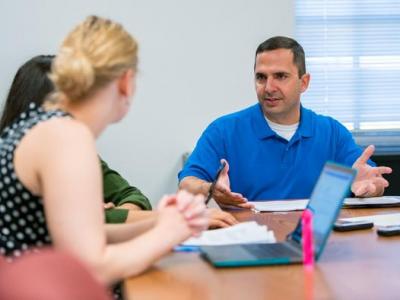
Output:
[{"xmin": 200, "ymin": 162, "xmax": 357, "ymax": 267}]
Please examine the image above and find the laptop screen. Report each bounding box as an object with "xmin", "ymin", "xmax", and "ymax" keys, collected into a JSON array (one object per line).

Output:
[{"xmin": 291, "ymin": 162, "xmax": 356, "ymax": 258}]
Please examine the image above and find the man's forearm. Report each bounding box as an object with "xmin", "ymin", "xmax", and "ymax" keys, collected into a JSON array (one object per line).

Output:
[
  {"xmin": 125, "ymin": 210, "xmax": 157, "ymax": 224},
  {"xmin": 118, "ymin": 203, "xmax": 142, "ymax": 211},
  {"xmin": 105, "ymin": 217, "xmax": 156, "ymax": 244},
  {"xmin": 179, "ymin": 176, "xmax": 211, "ymax": 196}
]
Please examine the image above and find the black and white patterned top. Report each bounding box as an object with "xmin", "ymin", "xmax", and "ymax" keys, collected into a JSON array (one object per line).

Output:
[{"xmin": 0, "ymin": 103, "xmax": 69, "ymax": 259}]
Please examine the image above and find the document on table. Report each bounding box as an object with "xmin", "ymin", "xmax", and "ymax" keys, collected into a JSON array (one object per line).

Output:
[
  {"xmin": 253, "ymin": 199, "xmax": 308, "ymax": 212},
  {"xmin": 252, "ymin": 196, "xmax": 400, "ymax": 212},
  {"xmin": 181, "ymin": 221, "xmax": 276, "ymax": 246},
  {"xmin": 340, "ymin": 213, "xmax": 400, "ymax": 226},
  {"xmin": 343, "ymin": 196, "xmax": 400, "ymax": 208}
]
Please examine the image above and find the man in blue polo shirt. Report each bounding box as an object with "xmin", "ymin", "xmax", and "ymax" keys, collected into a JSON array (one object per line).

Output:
[{"xmin": 178, "ymin": 36, "xmax": 392, "ymax": 208}]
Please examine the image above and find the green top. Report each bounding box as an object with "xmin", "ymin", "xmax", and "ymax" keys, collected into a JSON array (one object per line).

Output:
[{"xmin": 101, "ymin": 159, "xmax": 152, "ymax": 223}]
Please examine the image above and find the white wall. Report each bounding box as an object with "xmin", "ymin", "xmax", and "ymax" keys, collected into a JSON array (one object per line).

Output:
[{"xmin": 0, "ymin": 0, "xmax": 294, "ymax": 205}]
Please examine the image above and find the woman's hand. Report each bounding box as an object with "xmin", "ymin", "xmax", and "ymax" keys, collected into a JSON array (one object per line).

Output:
[{"xmin": 157, "ymin": 190, "xmax": 208, "ymax": 237}]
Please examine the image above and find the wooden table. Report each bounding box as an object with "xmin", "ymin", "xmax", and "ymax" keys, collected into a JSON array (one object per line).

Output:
[{"xmin": 124, "ymin": 208, "xmax": 400, "ymax": 300}]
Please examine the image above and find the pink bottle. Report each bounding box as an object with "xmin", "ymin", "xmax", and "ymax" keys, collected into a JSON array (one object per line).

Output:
[{"xmin": 302, "ymin": 208, "xmax": 314, "ymax": 267}]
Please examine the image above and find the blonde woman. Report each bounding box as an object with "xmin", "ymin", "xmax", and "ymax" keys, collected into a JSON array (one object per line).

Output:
[{"xmin": 0, "ymin": 15, "xmax": 208, "ymax": 291}]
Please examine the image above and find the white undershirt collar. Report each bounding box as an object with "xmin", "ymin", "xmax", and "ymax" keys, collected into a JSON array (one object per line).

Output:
[{"xmin": 264, "ymin": 116, "xmax": 299, "ymax": 141}]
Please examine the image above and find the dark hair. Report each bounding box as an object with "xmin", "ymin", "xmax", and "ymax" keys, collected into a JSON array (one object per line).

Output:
[
  {"xmin": 0, "ymin": 55, "xmax": 55, "ymax": 132},
  {"xmin": 255, "ymin": 36, "xmax": 306, "ymax": 77}
]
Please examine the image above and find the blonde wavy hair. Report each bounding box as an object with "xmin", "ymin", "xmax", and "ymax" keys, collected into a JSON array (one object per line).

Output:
[{"xmin": 50, "ymin": 15, "xmax": 138, "ymax": 102}]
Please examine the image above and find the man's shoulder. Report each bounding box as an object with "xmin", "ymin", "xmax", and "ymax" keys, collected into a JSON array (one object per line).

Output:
[
  {"xmin": 212, "ymin": 104, "xmax": 259, "ymax": 126},
  {"xmin": 303, "ymin": 106, "xmax": 345, "ymax": 127},
  {"xmin": 302, "ymin": 106, "xmax": 350, "ymax": 138}
]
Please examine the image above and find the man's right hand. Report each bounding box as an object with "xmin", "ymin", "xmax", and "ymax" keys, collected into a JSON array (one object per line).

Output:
[{"xmin": 212, "ymin": 159, "xmax": 254, "ymax": 209}]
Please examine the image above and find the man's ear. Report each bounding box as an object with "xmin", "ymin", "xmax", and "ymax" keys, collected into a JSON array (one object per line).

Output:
[
  {"xmin": 300, "ymin": 73, "xmax": 310, "ymax": 93},
  {"xmin": 118, "ymin": 69, "xmax": 135, "ymax": 97}
]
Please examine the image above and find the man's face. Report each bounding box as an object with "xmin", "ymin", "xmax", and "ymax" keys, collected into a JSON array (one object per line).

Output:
[{"xmin": 254, "ymin": 49, "xmax": 310, "ymax": 124}]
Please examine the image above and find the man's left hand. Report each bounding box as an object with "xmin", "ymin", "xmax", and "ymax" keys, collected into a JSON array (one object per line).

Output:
[{"xmin": 351, "ymin": 145, "xmax": 392, "ymax": 197}]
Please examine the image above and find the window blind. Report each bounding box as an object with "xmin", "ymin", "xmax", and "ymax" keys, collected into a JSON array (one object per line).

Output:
[{"xmin": 295, "ymin": 0, "xmax": 400, "ymax": 134}]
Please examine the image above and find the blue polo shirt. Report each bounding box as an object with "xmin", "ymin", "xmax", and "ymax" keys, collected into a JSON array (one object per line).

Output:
[{"xmin": 178, "ymin": 103, "xmax": 372, "ymax": 201}]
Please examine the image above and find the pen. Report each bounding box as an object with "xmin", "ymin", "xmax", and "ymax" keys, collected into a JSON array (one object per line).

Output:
[
  {"xmin": 205, "ymin": 161, "xmax": 226, "ymax": 205},
  {"xmin": 174, "ymin": 245, "xmax": 200, "ymax": 252}
]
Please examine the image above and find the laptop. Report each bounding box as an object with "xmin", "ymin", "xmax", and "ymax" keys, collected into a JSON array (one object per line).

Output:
[{"xmin": 200, "ymin": 162, "xmax": 357, "ymax": 267}]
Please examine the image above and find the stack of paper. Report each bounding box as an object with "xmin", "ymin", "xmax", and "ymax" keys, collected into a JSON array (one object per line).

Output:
[{"xmin": 182, "ymin": 221, "xmax": 275, "ymax": 246}]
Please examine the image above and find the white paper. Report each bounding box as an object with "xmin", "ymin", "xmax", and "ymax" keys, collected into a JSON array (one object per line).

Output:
[
  {"xmin": 253, "ymin": 199, "xmax": 308, "ymax": 212},
  {"xmin": 182, "ymin": 221, "xmax": 275, "ymax": 246},
  {"xmin": 340, "ymin": 213, "xmax": 400, "ymax": 226},
  {"xmin": 251, "ymin": 196, "xmax": 400, "ymax": 212},
  {"xmin": 344, "ymin": 196, "xmax": 400, "ymax": 206}
]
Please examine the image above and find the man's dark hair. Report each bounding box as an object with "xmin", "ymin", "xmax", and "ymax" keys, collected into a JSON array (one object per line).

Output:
[
  {"xmin": 0, "ymin": 55, "xmax": 55, "ymax": 132},
  {"xmin": 255, "ymin": 36, "xmax": 306, "ymax": 77}
]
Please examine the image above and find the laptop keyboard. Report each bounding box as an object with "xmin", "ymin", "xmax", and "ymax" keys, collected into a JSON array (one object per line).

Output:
[{"xmin": 241, "ymin": 243, "xmax": 301, "ymax": 258}]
